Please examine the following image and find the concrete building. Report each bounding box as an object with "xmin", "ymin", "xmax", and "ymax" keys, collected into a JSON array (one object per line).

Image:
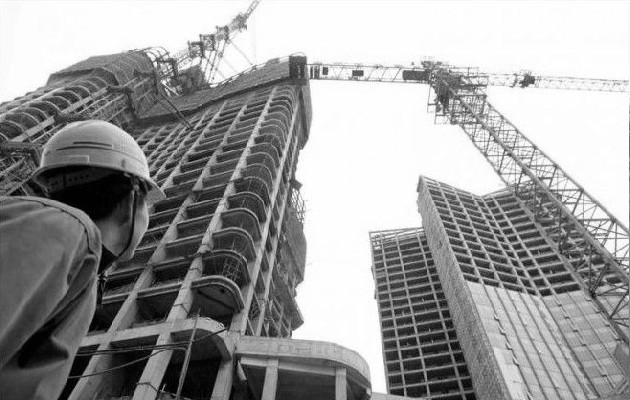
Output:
[
  {"xmin": 370, "ymin": 227, "xmax": 475, "ymax": 400},
  {"xmin": 0, "ymin": 52, "xmax": 409, "ymax": 400},
  {"xmin": 370, "ymin": 176, "xmax": 629, "ymax": 400}
]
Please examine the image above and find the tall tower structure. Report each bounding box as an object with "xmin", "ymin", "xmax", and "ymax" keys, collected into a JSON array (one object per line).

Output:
[
  {"xmin": 66, "ymin": 53, "xmax": 312, "ymax": 400},
  {"xmin": 1, "ymin": 52, "xmax": 381, "ymax": 400},
  {"xmin": 371, "ymin": 177, "xmax": 629, "ymax": 400},
  {"xmin": 370, "ymin": 228, "xmax": 475, "ymax": 399}
]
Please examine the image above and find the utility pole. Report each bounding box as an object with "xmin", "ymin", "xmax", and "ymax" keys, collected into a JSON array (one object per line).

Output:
[{"xmin": 175, "ymin": 313, "xmax": 199, "ymax": 400}]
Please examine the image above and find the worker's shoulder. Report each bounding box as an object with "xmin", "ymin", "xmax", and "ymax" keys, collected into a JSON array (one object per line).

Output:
[{"xmin": 0, "ymin": 196, "xmax": 101, "ymax": 254}]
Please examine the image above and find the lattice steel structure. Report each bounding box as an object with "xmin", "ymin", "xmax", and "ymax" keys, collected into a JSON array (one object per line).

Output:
[
  {"xmin": 142, "ymin": 1, "xmax": 260, "ymax": 96},
  {"xmin": 308, "ymin": 62, "xmax": 629, "ymax": 92}
]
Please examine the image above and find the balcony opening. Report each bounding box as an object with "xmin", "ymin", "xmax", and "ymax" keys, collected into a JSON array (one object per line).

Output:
[
  {"xmin": 187, "ymin": 146, "xmax": 216, "ymax": 163},
  {"xmin": 164, "ymin": 179, "xmax": 196, "ymax": 197},
  {"xmin": 153, "ymin": 194, "xmax": 187, "ymax": 214},
  {"xmin": 210, "ymin": 158, "xmax": 238, "ymax": 175},
  {"xmin": 247, "ymin": 152, "xmax": 278, "ymax": 176},
  {"xmin": 95, "ymin": 346, "xmax": 156, "ymax": 399},
  {"xmin": 216, "ymin": 148, "xmax": 242, "ymax": 163},
  {"xmin": 190, "ymin": 276, "xmax": 243, "ymax": 326},
  {"xmin": 406, "ymin": 385, "xmax": 428, "ymax": 397},
  {"xmin": 153, "ymin": 259, "xmax": 190, "ymax": 286},
  {"xmin": 196, "ymin": 184, "xmax": 227, "ymax": 203},
  {"xmin": 425, "ymin": 354, "xmax": 452, "ymax": 368},
  {"xmin": 234, "ymin": 177, "xmax": 270, "ymax": 206},
  {"xmin": 212, "ymin": 228, "xmax": 256, "ymax": 262},
  {"xmin": 427, "ymin": 366, "xmax": 456, "ymax": 381},
  {"xmin": 250, "ymin": 143, "xmax": 280, "ymax": 167},
  {"xmin": 228, "ymin": 191, "xmax": 267, "ymax": 223},
  {"xmin": 186, "ymin": 198, "xmax": 219, "ymax": 219},
  {"xmin": 138, "ymin": 225, "xmax": 168, "ymax": 249},
  {"xmin": 200, "ymin": 170, "xmax": 230, "ymax": 189},
  {"xmin": 254, "ymin": 133, "xmax": 283, "ymax": 156},
  {"xmin": 89, "ymin": 297, "xmax": 125, "ymax": 334},
  {"xmin": 177, "ymin": 215, "xmax": 212, "ymax": 238},
  {"xmin": 148, "ymin": 208, "xmax": 178, "ymax": 230},
  {"xmin": 172, "ymin": 169, "xmax": 201, "ymax": 187},
  {"xmin": 157, "ymin": 356, "xmax": 222, "ymax": 400},
  {"xmin": 104, "ymin": 272, "xmax": 140, "ymax": 297},
  {"xmin": 221, "ymin": 208, "xmax": 261, "ymax": 241},
  {"xmin": 134, "ymin": 290, "xmax": 178, "ymax": 328},
  {"xmin": 240, "ymin": 164, "xmax": 274, "ymax": 194},
  {"xmin": 405, "ymin": 372, "xmax": 425, "ymax": 384},
  {"xmin": 164, "ymin": 235, "xmax": 203, "ymax": 260},
  {"xmin": 59, "ymin": 346, "xmax": 96, "ymax": 400},
  {"xmin": 428, "ymin": 378, "xmax": 460, "ymax": 397},
  {"xmin": 180, "ymin": 157, "xmax": 208, "ymax": 173},
  {"xmin": 221, "ymin": 138, "xmax": 247, "ymax": 153},
  {"xmin": 403, "ymin": 358, "xmax": 423, "ymax": 371},
  {"xmin": 201, "ymin": 250, "xmax": 249, "ymax": 287},
  {"xmin": 226, "ymin": 131, "xmax": 250, "ymax": 145}
]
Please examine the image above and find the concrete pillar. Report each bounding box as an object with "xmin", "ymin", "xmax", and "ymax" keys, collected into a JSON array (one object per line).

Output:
[
  {"xmin": 335, "ymin": 367, "xmax": 347, "ymax": 400},
  {"xmin": 261, "ymin": 359, "xmax": 279, "ymax": 400},
  {"xmin": 210, "ymin": 359, "xmax": 235, "ymax": 400},
  {"xmin": 132, "ymin": 346, "xmax": 174, "ymax": 400},
  {"xmin": 68, "ymin": 352, "xmax": 114, "ymax": 400}
]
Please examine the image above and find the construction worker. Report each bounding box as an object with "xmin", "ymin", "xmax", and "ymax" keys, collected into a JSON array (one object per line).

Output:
[{"xmin": 0, "ymin": 120, "xmax": 165, "ymax": 399}]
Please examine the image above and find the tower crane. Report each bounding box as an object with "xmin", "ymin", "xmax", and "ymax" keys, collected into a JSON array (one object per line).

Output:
[
  {"xmin": 0, "ymin": 0, "xmax": 626, "ymax": 345},
  {"xmin": 308, "ymin": 60, "xmax": 629, "ymax": 344},
  {"xmin": 143, "ymin": 0, "xmax": 260, "ymax": 95},
  {"xmin": 308, "ymin": 61, "xmax": 628, "ymax": 92},
  {"xmin": 0, "ymin": 0, "xmax": 261, "ymax": 195}
]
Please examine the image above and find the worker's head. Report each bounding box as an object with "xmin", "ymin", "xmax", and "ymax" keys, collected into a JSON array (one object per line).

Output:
[{"xmin": 33, "ymin": 120, "xmax": 165, "ymax": 261}]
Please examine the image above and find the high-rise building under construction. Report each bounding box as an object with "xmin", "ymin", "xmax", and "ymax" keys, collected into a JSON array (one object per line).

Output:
[
  {"xmin": 370, "ymin": 177, "xmax": 628, "ymax": 400},
  {"xmin": 0, "ymin": 51, "xmax": 393, "ymax": 400},
  {"xmin": 1, "ymin": 5, "xmax": 628, "ymax": 399}
]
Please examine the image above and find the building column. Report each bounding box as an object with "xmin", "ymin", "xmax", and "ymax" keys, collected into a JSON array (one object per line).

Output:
[
  {"xmin": 261, "ymin": 359, "xmax": 279, "ymax": 400},
  {"xmin": 132, "ymin": 346, "xmax": 174, "ymax": 400},
  {"xmin": 210, "ymin": 359, "xmax": 235, "ymax": 400},
  {"xmin": 335, "ymin": 367, "xmax": 347, "ymax": 400}
]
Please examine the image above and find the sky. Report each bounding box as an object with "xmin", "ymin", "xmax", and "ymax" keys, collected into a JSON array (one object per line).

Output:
[{"xmin": 1, "ymin": 0, "xmax": 628, "ymax": 393}]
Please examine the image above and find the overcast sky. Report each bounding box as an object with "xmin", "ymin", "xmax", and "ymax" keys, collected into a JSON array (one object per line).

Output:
[{"xmin": 1, "ymin": 0, "xmax": 628, "ymax": 393}]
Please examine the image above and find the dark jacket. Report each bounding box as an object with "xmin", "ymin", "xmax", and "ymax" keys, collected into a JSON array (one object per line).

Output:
[{"xmin": 0, "ymin": 196, "xmax": 101, "ymax": 399}]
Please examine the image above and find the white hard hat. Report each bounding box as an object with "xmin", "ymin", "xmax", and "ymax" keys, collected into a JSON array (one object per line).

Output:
[{"xmin": 34, "ymin": 120, "xmax": 166, "ymax": 203}]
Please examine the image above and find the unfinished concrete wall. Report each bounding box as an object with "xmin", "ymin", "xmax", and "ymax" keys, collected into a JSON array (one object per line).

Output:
[{"xmin": 415, "ymin": 176, "xmax": 628, "ymax": 400}]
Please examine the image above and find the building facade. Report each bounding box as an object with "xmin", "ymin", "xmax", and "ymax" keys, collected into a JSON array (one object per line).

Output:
[
  {"xmin": 370, "ymin": 227, "xmax": 475, "ymax": 400},
  {"xmin": 371, "ymin": 176, "xmax": 629, "ymax": 400},
  {"xmin": 0, "ymin": 52, "xmax": 389, "ymax": 400}
]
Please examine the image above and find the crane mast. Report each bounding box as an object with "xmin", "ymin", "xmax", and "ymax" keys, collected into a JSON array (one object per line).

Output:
[{"xmin": 309, "ymin": 60, "xmax": 630, "ymax": 343}]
